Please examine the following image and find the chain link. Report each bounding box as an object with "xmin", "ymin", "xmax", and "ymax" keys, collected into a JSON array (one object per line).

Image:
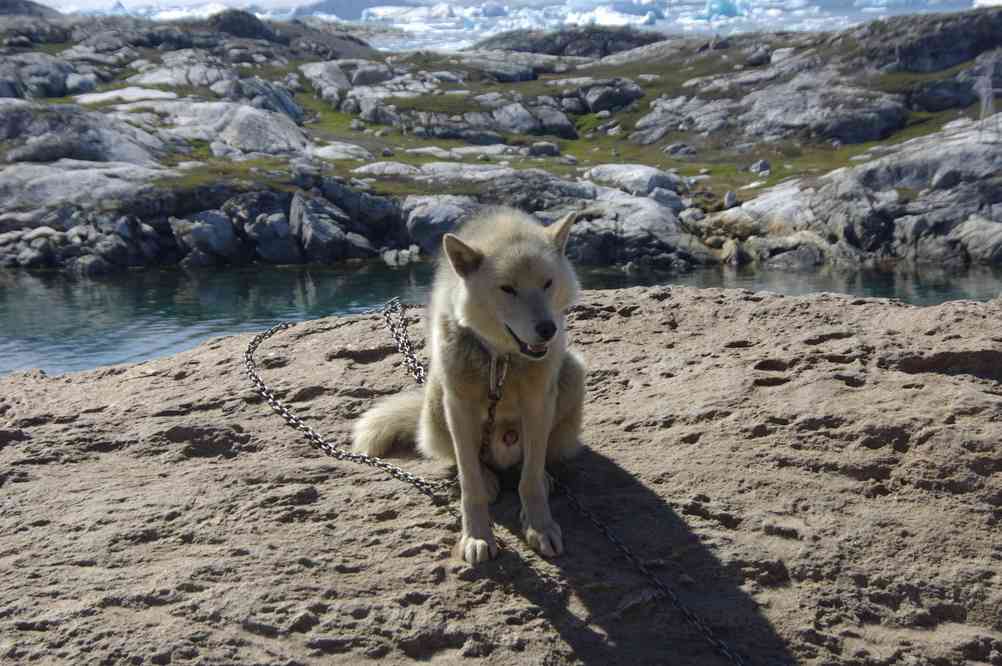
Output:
[{"xmin": 243, "ymin": 300, "xmax": 747, "ymax": 666}]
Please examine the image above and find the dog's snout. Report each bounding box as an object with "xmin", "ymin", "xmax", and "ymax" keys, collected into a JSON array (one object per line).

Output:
[{"xmin": 536, "ymin": 321, "xmax": 557, "ymax": 341}]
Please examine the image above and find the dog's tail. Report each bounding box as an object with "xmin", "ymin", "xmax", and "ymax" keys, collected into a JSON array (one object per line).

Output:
[{"xmin": 352, "ymin": 389, "xmax": 423, "ymax": 457}]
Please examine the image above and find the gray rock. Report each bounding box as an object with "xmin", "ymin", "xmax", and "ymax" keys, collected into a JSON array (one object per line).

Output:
[
  {"xmin": 64, "ymin": 72, "xmax": 97, "ymax": 95},
  {"xmin": 351, "ymin": 63, "xmax": 394, "ymax": 86},
  {"xmin": 358, "ymin": 96, "xmax": 400, "ymax": 126},
  {"xmin": 949, "ymin": 215, "xmax": 1002, "ymax": 265},
  {"xmin": 92, "ymin": 234, "xmax": 131, "ymax": 266},
  {"xmin": 581, "ymin": 79, "xmax": 644, "ymax": 113},
  {"xmin": 763, "ymin": 243, "xmax": 825, "ymax": 270},
  {"xmin": 564, "ymin": 190, "xmax": 715, "ymax": 268},
  {"xmin": 528, "ymin": 141, "xmax": 560, "ymax": 157},
  {"xmin": 0, "ymin": 52, "xmax": 75, "ymax": 98},
  {"xmin": 745, "ymin": 46, "xmax": 772, "ymax": 67},
  {"xmin": 531, "ymin": 104, "xmax": 577, "ymax": 139},
  {"xmin": 320, "ymin": 177, "xmax": 402, "ymax": 245},
  {"xmin": 724, "ymin": 191, "xmax": 739, "ymax": 209},
  {"xmin": 245, "ymin": 212, "xmax": 303, "ymax": 264},
  {"xmin": 749, "ymin": 159, "xmax": 771, "ymax": 175},
  {"xmin": 122, "ymin": 101, "xmax": 308, "ymax": 156},
  {"xmin": 908, "ymin": 78, "xmax": 977, "ymax": 112},
  {"xmin": 169, "ymin": 210, "xmax": 246, "ymax": 266},
  {"xmin": 214, "ymin": 77, "xmax": 304, "ymax": 123},
  {"xmin": 402, "ymin": 195, "xmax": 480, "ymax": 254},
  {"xmin": 649, "ymin": 187, "xmax": 684, "ymax": 212},
  {"xmin": 472, "ymin": 25, "xmax": 664, "ymax": 58},
  {"xmin": 849, "ymin": 8, "xmax": 1002, "ymax": 73},
  {"xmin": 289, "ymin": 190, "xmax": 375, "ymax": 263},
  {"xmin": 67, "ymin": 253, "xmax": 114, "ymax": 276},
  {"xmin": 663, "ymin": 143, "xmax": 697, "ymax": 157},
  {"xmin": 128, "ymin": 49, "xmax": 236, "ymax": 89},
  {"xmin": 740, "ymin": 72, "xmax": 907, "ymax": 144},
  {"xmin": 585, "ymin": 164, "xmax": 684, "ymax": 196},
  {"xmin": 560, "ymin": 96, "xmax": 587, "ymax": 114},
  {"xmin": 299, "ymin": 61, "xmax": 351, "ymax": 105},
  {"xmin": 492, "ymin": 102, "xmax": 539, "ymax": 134}
]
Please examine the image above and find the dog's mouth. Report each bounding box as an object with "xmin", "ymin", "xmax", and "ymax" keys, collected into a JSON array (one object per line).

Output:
[{"xmin": 505, "ymin": 325, "xmax": 548, "ymax": 360}]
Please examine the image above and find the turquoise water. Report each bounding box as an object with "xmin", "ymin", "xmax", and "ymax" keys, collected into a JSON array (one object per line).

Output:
[{"xmin": 1, "ymin": 263, "xmax": 1000, "ymax": 376}]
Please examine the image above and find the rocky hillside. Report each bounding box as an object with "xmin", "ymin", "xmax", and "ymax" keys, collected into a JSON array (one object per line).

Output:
[
  {"xmin": 473, "ymin": 26, "xmax": 667, "ymax": 58},
  {"xmin": 0, "ymin": 9, "xmax": 1001, "ymax": 276},
  {"xmin": 1, "ymin": 286, "xmax": 1001, "ymax": 664}
]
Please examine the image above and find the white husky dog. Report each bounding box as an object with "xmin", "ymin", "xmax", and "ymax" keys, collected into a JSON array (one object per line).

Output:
[{"xmin": 353, "ymin": 207, "xmax": 586, "ymax": 564}]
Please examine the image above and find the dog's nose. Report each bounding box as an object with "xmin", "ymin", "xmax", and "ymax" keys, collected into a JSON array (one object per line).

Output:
[{"xmin": 536, "ymin": 321, "xmax": 557, "ymax": 341}]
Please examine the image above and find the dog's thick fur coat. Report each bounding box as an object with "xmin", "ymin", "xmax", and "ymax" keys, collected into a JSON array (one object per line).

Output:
[{"xmin": 353, "ymin": 207, "xmax": 586, "ymax": 564}]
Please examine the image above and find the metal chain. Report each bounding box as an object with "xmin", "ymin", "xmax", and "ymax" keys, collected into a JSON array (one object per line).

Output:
[
  {"xmin": 243, "ymin": 300, "xmax": 746, "ymax": 666},
  {"xmin": 551, "ymin": 475, "xmax": 746, "ymax": 665}
]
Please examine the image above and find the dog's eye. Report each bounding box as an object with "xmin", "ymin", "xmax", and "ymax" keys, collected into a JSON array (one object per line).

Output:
[
  {"xmin": 543, "ymin": 279, "xmax": 553, "ymax": 290},
  {"xmin": 500, "ymin": 285, "xmax": 517, "ymax": 296}
]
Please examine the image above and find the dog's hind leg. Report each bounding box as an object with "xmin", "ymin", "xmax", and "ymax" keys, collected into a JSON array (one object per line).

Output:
[
  {"xmin": 416, "ymin": 378, "xmax": 457, "ymax": 463},
  {"xmin": 547, "ymin": 350, "xmax": 585, "ymax": 465}
]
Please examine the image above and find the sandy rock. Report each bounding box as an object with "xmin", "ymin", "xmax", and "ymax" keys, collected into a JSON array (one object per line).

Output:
[{"xmin": 2, "ymin": 287, "xmax": 1000, "ymax": 665}]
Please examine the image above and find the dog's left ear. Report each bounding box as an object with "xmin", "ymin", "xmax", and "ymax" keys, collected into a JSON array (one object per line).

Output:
[{"xmin": 548, "ymin": 210, "xmax": 582, "ymax": 254}]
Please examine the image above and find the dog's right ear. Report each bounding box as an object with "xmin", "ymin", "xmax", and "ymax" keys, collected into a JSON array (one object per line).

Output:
[{"xmin": 442, "ymin": 233, "xmax": 483, "ymax": 278}]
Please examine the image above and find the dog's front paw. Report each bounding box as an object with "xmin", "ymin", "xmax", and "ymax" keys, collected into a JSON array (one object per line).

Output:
[
  {"xmin": 456, "ymin": 532, "xmax": 498, "ymax": 564},
  {"xmin": 522, "ymin": 513, "xmax": 564, "ymax": 558}
]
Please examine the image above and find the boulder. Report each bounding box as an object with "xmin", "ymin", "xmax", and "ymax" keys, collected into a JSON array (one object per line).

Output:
[
  {"xmin": 299, "ymin": 61, "xmax": 351, "ymax": 105},
  {"xmin": 208, "ymin": 9, "xmax": 284, "ymax": 43},
  {"xmin": 908, "ymin": 78, "xmax": 978, "ymax": 112},
  {"xmin": 289, "ymin": 190, "xmax": 375, "ymax": 263},
  {"xmin": 212, "ymin": 77, "xmax": 304, "ymax": 124},
  {"xmin": 402, "ymin": 195, "xmax": 480, "ymax": 254},
  {"xmin": 169, "ymin": 210, "xmax": 248, "ymax": 267},
  {"xmin": 584, "ymin": 164, "xmax": 684, "ymax": 196},
  {"xmin": 564, "ymin": 191, "xmax": 715, "ymax": 269},
  {"xmin": 528, "ymin": 141, "xmax": 560, "ymax": 157},
  {"xmin": 128, "ymin": 49, "xmax": 236, "ymax": 89},
  {"xmin": 244, "ymin": 212, "xmax": 303, "ymax": 264},
  {"xmin": 581, "ymin": 79, "xmax": 644, "ymax": 113},
  {"xmin": 351, "ymin": 63, "xmax": 394, "ymax": 86}
]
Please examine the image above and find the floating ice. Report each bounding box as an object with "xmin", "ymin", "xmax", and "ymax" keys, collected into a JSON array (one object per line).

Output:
[{"xmin": 702, "ymin": 0, "xmax": 747, "ymax": 19}]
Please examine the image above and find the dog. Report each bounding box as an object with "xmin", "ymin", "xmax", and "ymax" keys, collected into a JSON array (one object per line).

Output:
[{"xmin": 353, "ymin": 207, "xmax": 586, "ymax": 564}]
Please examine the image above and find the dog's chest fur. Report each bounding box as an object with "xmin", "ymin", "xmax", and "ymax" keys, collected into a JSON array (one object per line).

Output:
[{"xmin": 436, "ymin": 314, "xmax": 563, "ymax": 470}]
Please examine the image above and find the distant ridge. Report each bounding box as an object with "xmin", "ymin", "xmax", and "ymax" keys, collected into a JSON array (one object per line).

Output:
[{"xmin": 0, "ymin": 0, "xmax": 61, "ymax": 17}]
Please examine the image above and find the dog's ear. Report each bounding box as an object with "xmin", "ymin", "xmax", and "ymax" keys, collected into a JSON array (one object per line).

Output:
[
  {"xmin": 548, "ymin": 210, "xmax": 581, "ymax": 254},
  {"xmin": 442, "ymin": 233, "xmax": 483, "ymax": 277}
]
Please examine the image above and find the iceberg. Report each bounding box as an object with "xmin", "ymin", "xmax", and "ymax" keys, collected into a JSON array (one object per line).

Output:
[{"xmin": 701, "ymin": 0, "xmax": 747, "ymax": 19}]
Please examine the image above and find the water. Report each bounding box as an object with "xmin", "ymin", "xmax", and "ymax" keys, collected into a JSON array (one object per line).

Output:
[{"xmin": 1, "ymin": 263, "xmax": 1000, "ymax": 376}]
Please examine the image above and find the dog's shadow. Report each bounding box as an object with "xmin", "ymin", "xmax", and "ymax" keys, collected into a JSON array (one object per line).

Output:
[{"xmin": 476, "ymin": 447, "xmax": 796, "ymax": 666}]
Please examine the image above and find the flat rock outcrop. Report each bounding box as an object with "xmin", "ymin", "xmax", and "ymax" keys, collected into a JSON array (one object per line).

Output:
[{"xmin": 2, "ymin": 287, "xmax": 1001, "ymax": 665}]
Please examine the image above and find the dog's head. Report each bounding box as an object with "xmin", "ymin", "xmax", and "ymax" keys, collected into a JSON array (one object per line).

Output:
[{"xmin": 443, "ymin": 210, "xmax": 581, "ymax": 362}]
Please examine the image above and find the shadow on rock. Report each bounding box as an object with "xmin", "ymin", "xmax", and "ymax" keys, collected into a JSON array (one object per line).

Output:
[{"xmin": 482, "ymin": 447, "xmax": 795, "ymax": 666}]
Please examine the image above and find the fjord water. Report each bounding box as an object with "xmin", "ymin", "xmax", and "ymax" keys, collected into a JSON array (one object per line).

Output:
[{"xmin": 1, "ymin": 264, "xmax": 1000, "ymax": 376}]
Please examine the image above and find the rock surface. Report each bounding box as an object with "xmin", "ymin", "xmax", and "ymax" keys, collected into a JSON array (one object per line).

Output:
[{"xmin": 1, "ymin": 286, "xmax": 1001, "ymax": 665}]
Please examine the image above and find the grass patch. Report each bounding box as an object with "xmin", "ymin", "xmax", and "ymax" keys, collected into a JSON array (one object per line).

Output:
[
  {"xmin": 386, "ymin": 92, "xmax": 480, "ymax": 116},
  {"xmin": 362, "ymin": 176, "xmax": 486, "ymax": 199},
  {"xmin": 872, "ymin": 59, "xmax": 975, "ymax": 95},
  {"xmin": 32, "ymin": 42, "xmax": 70, "ymax": 56},
  {"xmin": 238, "ymin": 59, "xmax": 309, "ymax": 82},
  {"xmin": 155, "ymin": 156, "xmax": 294, "ymax": 191}
]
